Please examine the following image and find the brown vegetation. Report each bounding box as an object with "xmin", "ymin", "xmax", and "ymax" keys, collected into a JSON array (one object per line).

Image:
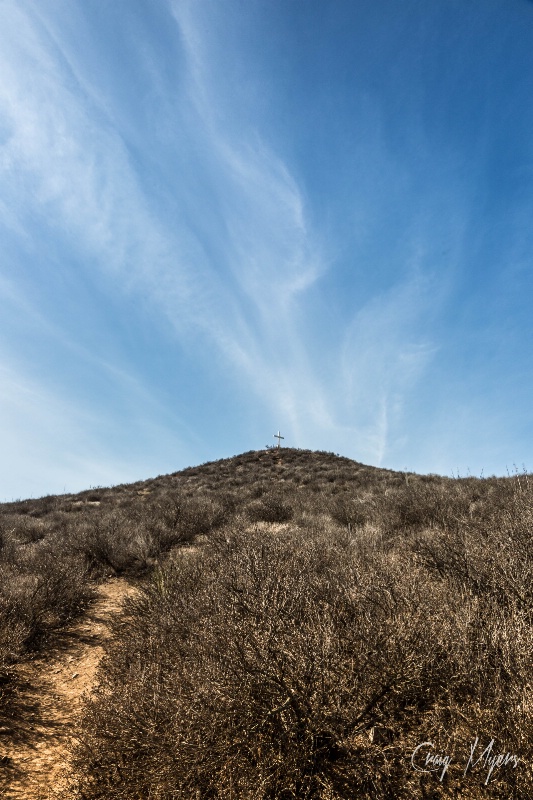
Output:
[{"xmin": 1, "ymin": 448, "xmax": 531, "ymax": 798}]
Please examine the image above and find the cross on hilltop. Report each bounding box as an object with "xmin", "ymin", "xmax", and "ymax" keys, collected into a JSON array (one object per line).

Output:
[{"xmin": 273, "ymin": 431, "xmax": 284, "ymax": 449}]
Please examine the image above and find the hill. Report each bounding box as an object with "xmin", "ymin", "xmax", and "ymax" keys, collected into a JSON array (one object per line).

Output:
[{"xmin": 0, "ymin": 449, "xmax": 531, "ymax": 798}]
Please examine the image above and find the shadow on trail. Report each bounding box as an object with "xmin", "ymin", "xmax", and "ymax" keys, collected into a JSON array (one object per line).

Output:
[{"xmin": 0, "ymin": 611, "xmax": 110, "ymax": 796}]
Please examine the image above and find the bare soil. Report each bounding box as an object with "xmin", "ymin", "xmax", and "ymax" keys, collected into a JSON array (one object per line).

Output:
[{"xmin": 0, "ymin": 577, "xmax": 136, "ymax": 799}]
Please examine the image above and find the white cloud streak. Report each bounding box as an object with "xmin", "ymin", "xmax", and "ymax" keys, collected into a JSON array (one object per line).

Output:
[
  {"xmin": 341, "ymin": 275, "xmax": 437, "ymax": 463},
  {"xmin": 0, "ymin": 347, "xmax": 199, "ymax": 501},
  {"xmin": 0, "ymin": 0, "xmax": 444, "ymax": 494}
]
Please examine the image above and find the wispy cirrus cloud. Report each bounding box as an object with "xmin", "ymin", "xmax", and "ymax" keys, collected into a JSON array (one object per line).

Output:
[
  {"xmin": 0, "ymin": 343, "xmax": 201, "ymax": 501},
  {"xmin": 0, "ymin": 360, "xmax": 135, "ymax": 500},
  {"xmin": 0, "ymin": 0, "xmax": 452, "ymax": 496},
  {"xmin": 341, "ymin": 273, "xmax": 437, "ymax": 464}
]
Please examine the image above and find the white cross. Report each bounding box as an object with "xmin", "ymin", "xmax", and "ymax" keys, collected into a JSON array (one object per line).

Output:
[{"xmin": 273, "ymin": 430, "xmax": 284, "ymax": 448}]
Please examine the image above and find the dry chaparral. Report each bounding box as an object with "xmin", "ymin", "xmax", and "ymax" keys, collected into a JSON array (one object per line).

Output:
[{"xmin": 0, "ymin": 448, "xmax": 531, "ymax": 798}]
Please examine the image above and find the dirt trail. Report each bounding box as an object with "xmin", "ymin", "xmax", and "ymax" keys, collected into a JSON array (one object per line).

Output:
[{"xmin": 0, "ymin": 577, "xmax": 136, "ymax": 800}]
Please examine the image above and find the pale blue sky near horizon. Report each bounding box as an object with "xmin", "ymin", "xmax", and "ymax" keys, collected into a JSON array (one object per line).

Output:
[{"xmin": 1, "ymin": 0, "xmax": 533, "ymax": 500}]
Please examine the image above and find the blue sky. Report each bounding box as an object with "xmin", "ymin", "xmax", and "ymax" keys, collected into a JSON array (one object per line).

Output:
[{"xmin": 1, "ymin": 0, "xmax": 533, "ymax": 499}]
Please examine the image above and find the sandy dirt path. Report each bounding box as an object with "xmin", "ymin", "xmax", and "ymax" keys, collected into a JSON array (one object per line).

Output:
[{"xmin": 0, "ymin": 577, "xmax": 136, "ymax": 799}]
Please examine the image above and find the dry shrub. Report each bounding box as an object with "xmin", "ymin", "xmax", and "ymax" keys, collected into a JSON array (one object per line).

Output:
[
  {"xmin": 0, "ymin": 546, "xmax": 94, "ymax": 653},
  {"xmin": 412, "ymin": 480, "xmax": 533, "ymax": 610},
  {"xmin": 67, "ymin": 511, "xmax": 141, "ymax": 575},
  {"xmin": 247, "ymin": 493, "xmax": 294, "ymax": 523},
  {"xmin": 1, "ymin": 450, "xmax": 531, "ymax": 797},
  {"xmin": 66, "ymin": 494, "xmax": 235, "ymax": 576},
  {"xmin": 71, "ymin": 523, "xmax": 531, "ymax": 799},
  {"xmin": 328, "ymin": 495, "xmax": 373, "ymax": 528}
]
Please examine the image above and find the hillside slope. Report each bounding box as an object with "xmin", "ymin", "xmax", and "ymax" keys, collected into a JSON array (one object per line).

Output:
[{"xmin": 1, "ymin": 449, "xmax": 532, "ymax": 798}]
